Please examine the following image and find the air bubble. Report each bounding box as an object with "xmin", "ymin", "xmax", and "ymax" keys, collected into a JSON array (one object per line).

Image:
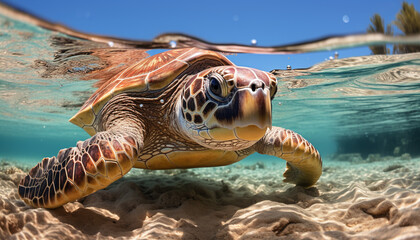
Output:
[
  {"xmin": 139, "ymin": 104, "xmax": 144, "ymax": 108},
  {"xmin": 342, "ymin": 15, "xmax": 350, "ymax": 23},
  {"xmin": 160, "ymin": 99, "xmax": 165, "ymax": 104},
  {"xmin": 169, "ymin": 40, "xmax": 177, "ymax": 48},
  {"xmin": 108, "ymin": 41, "xmax": 114, "ymax": 47},
  {"xmin": 251, "ymin": 39, "xmax": 257, "ymax": 45}
]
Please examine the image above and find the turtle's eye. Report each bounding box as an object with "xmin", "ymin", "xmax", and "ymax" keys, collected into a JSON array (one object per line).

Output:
[
  {"xmin": 209, "ymin": 77, "xmax": 222, "ymax": 96},
  {"xmin": 207, "ymin": 73, "xmax": 228, "ymax": 100}
]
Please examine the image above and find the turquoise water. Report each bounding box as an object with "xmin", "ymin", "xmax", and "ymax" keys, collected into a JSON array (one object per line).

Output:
[{"xmin": 1, "ymin": 13, "xmax": 420, "ymax": 167}]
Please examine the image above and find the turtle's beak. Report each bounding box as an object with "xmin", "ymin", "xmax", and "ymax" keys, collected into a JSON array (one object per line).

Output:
[
  {"xmin": 232, "ymin": 87, "xmax": 272, "ymax": 141},
  {"xmin": 236, "ymin": 87, "xmax": 272, "ymax": 129},
  {"xmin": 208, "ymin": 87, "xmax": 272, "ymax": 141}
]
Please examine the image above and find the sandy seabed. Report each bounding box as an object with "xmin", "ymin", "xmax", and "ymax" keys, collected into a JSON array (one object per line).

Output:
[{"xmin": 0, "ymin": 156, "xmax": 419, "ymax": 240}]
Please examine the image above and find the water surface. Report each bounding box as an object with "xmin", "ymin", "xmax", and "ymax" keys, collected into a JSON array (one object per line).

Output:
[{"xmin": 0, "ymin": 9, "xmax": 419, "ymax": 165}]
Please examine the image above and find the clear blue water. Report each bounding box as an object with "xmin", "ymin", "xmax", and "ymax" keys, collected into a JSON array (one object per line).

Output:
[{"xmin": 1, "ymin": 12, "xmax": 420, "ymax": 167}]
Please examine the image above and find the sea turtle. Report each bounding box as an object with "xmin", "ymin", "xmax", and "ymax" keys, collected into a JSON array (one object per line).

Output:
[{"xmin": 18, "ymin": 48, "xmax": 322, "ymax": 208}]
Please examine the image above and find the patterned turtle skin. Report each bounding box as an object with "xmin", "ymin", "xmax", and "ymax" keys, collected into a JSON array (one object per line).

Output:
[{"xmin": 18, "ymin": 48, "xmax": 322, "ymax": 208}]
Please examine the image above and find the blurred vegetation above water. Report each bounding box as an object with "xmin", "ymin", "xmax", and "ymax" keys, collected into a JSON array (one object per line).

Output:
[{"xmin": 367, "ymin": 1, "xmax": 420, "ymax": 54}]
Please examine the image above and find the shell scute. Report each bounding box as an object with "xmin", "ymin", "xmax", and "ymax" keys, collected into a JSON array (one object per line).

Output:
[
  {"xmin": 148, "ymin": 60, "xmax": 188, "ymax": 90},
  {"xmin": 113, "ymin": 76, "xmax": 148, "ymax": 95},
  {"xmin": 70, "ymin": 48, "xmax": 233, "ymax": 135}
]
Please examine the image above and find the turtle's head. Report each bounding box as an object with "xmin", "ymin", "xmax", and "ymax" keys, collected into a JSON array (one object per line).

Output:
[{"xmin": 177, "ymin": 66, "xmax": 277, "ymax": 150}]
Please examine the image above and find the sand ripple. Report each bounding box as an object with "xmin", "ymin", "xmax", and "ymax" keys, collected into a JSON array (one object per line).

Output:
[{"xmin": 0, "ymin": 158, "xmax": 419, "ymax": 239}]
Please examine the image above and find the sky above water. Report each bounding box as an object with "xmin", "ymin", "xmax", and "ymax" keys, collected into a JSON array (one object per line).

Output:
[{"xmin": 2, "ymin": 0, "xmax": 419, "ymax": 70}]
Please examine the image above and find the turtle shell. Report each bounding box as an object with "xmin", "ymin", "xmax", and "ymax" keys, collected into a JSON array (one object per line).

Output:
[{"xmin": 69, "ymin": 48, "xmax": 234, "ymax": 136}]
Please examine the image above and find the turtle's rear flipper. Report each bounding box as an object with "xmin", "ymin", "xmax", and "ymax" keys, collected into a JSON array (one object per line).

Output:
[{"xmin": 18, "ymin": 127, "xmax": 143, "ymax": 208}]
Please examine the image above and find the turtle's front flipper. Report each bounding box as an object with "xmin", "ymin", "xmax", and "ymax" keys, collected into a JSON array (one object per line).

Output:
[
  {"xmin": 18, "ymin": 126, "xmax": 143, "ymax": 208},
  {"xmin": 253, "ymin": 127, "xmax": 322, "ymax": 187}
]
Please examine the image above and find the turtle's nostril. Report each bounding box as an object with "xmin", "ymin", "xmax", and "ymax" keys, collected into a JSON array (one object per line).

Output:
[
  {"xmin": 250, "ymin": 81, "xmax": 265, "ymax": 92},
  {"xmin": 251, "ymin": 83, "xmax": 256, "ymax": 92}
]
